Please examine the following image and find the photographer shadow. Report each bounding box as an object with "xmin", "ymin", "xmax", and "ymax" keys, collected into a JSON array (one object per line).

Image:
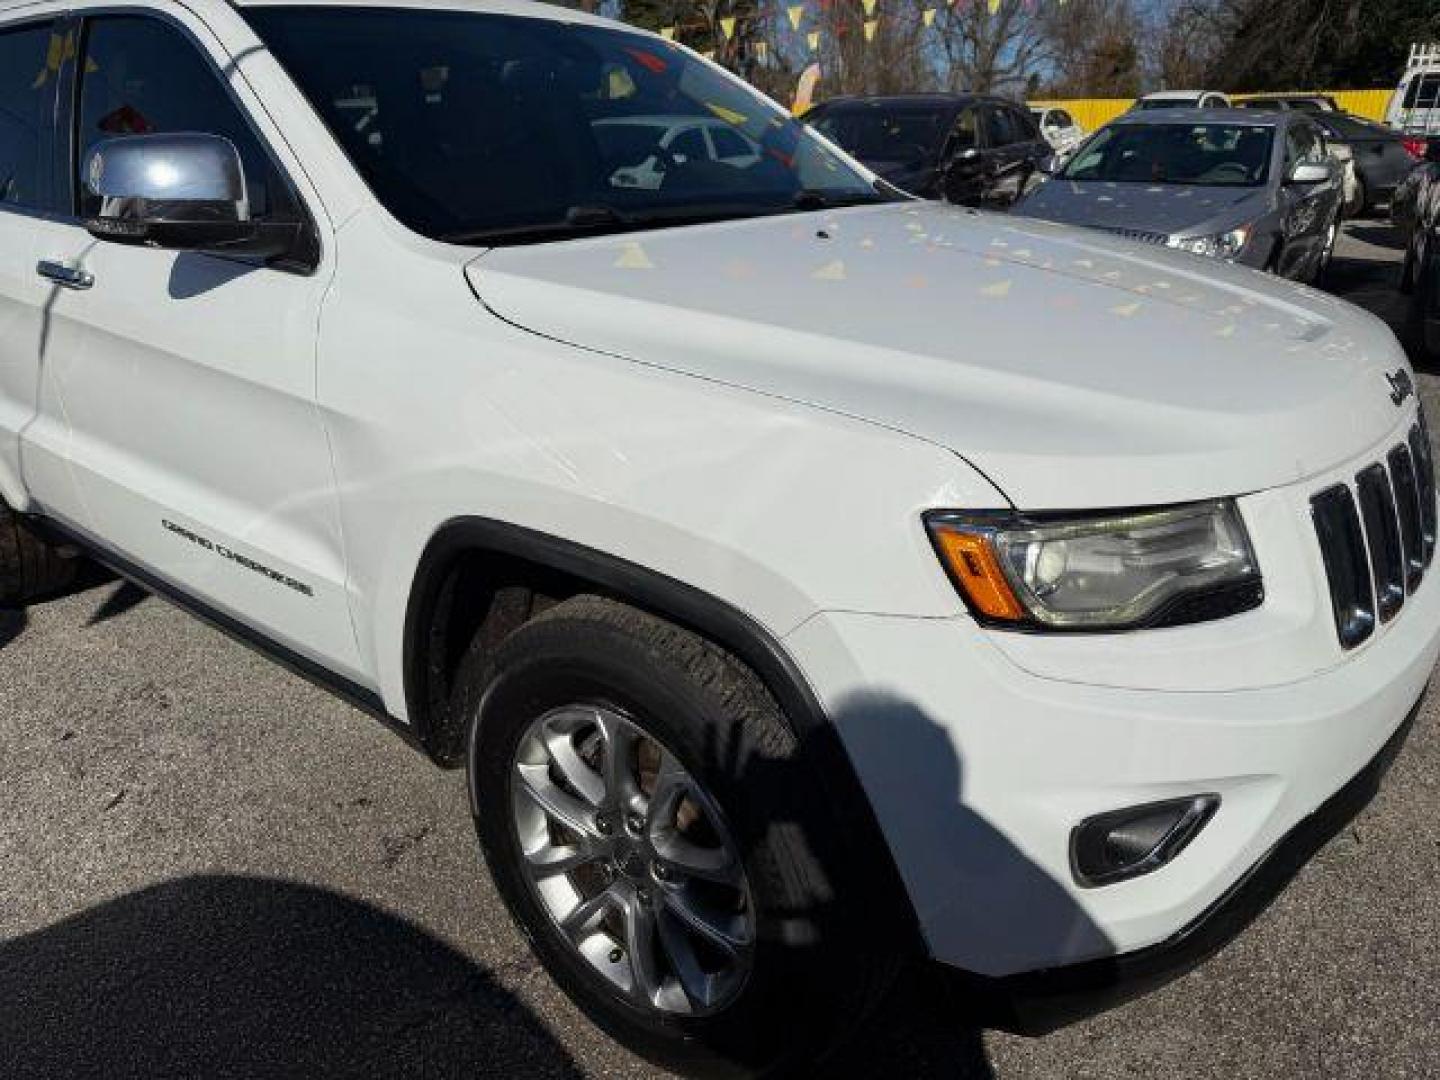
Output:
[{"xmin": 0, "ymin": 875, "xmax": 583, "ymax": 1080}]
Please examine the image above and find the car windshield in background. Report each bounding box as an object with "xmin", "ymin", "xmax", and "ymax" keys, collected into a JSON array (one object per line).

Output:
[
  {"xmin": 1062, "ymin": 123, "xmax": 1273, "ymax": 186},
  {"xmin": 1137, "ymin": 98, "xmax": 1199, "ymax": 110},
  {"xmin": 808, "ymin": 106, "xmax": 949, "ymax": 163},
  {"xmin": 1318, "ymin": 113, "xmax": 1399, "ymax": 140},
  {"xmin": 243, "ymin": 7, "xmax": 886, "ymax": 244}
]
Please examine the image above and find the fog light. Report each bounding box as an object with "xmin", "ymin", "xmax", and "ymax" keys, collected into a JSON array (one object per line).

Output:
[{"xmin": 1070, "ymin": 795, "xmax": 1219, "ymax": 888}]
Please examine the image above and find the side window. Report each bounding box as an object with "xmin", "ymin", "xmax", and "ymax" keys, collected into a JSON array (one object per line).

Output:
[
  {"xmin": 982, "ymin": 107, "xmax": 1009, "ymax": 147},
  {"xmin": 710, "ymin": 126, "xmax": 751, "ymax": 160},
  {"xmin": 669, "ymin": 126, "xmax": 707, "ymax": 162},
  {"xmin": 1009, "ymin": 107, "xmax": 1039, "ymax": 142},
  {"xmin": 949, "ymin": 108, "xmax": 978, "ymax": 152},
  {"xmin": 0, "ymin": 21, "xmax": 55, "ymax": 212},
  {"xmin": 1285, "ymin": 123, "xmax": 1320, "ymax": 167},
  {"xmin": 75, "ymin": 16, "xmax": 296, "ymax": 220}
]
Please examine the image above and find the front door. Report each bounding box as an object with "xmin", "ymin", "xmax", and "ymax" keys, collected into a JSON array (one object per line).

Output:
[
  {"xmin": 23, "ymin": 9, "xmax": 364, "ymax": 681},
  {"xmin": 0, "ymin": 16, "xmax": 60, "ymax": 510}
]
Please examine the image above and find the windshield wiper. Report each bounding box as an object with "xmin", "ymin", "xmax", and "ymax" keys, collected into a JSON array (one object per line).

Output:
[
  {"xmin": 440, "ymin": 204, "xmax": 635, "ymax": 245},
  {"xmin": 791, "ymin": 187, "xmax": 892, "ymax": 210}
]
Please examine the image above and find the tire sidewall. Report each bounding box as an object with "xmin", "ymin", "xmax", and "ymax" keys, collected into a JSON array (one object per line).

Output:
[{"xmin": 464, "ymin": 616, "xmax": 860, "ymax": 1076}]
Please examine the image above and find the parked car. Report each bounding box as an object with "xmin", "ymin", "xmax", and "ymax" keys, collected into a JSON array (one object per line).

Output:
[
  {"xmin": 1014, "ymin": 109, "xmax": 1343, "ymax": 283},
  {"xmin": 1314, "ymin": 111, "xmax": 1427, "ymax": 215},
  {"xmin": 1235, "ymin": 93, "xmax": 1340, "ymax": 113},
  {"xmin": 803, "ymin": 93, "xmax": 1050, "ymax": 206},
  {"xmin": 1398, "ymin": 139, "xmax": 1440, "ymax": 360},
  {"xmin": 1029, "ymin": 104, "xmax": 1086, "ymax": 156},
  {"xmin": 1386, "ymin": 42, "xmax": 1440, "ymax": 135},
  {"xmin": 2, "ymin": 2, "xmax": 1438, "ymax": 1076},
  {"xmin": 1132, "ymin": 90, "xmax": 1232, "ymax": 111}
]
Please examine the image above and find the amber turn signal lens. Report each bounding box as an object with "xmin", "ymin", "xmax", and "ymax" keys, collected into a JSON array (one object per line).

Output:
[{"xmin": 931, "ymin": 527, "xmax": 1026, "ymax": 622}]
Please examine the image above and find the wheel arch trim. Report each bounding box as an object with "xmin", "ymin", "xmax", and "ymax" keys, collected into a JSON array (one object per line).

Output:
[{"xmin": 401, "ymin": 515, "xmax": 924, "ymax": 943}]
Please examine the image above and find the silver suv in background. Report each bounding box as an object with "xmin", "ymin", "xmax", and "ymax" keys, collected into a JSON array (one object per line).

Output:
[{"xmin": 1014, "ymin": 108, "xmax": 1343, "ymax": 282}]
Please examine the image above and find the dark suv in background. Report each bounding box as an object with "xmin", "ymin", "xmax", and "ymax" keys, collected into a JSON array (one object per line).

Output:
[{"xmin": 803, "ymin": 93, "xmax": 1050, "ymax": 207}]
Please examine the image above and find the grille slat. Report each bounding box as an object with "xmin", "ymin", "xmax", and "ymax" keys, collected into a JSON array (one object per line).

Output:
[
  {"xmin": 1311, "ymin": 484, "xmax": 1375, "ymax": 649},
  {"xmin": 1314, "ymin": 409, "xmax": 1439, "ymax": 650},
  {"xmin": 1356, "ymin": 464, "xmax": 1405, "ymax": 623},
  {"xmin": 1099, "ymin": 226, "xmax": 1170, "ymax": 246},
  {"xmin": 1387, "ymin": 443, "xmax": 1425, "ymax": 594}
]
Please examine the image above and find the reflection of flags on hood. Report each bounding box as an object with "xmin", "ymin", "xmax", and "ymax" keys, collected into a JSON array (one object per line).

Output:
[{"xmin": 791, "ymin": 62, "xmax": 821, "ymax": 116}]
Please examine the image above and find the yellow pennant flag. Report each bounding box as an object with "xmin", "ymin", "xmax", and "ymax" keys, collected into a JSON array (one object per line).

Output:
[
  {"xmin": 806, "ymin": 29, "xmax": 820, "ymax": 50},
  {"xmin": 923, "ymin": 6, "xmax": 936, "ymax": 25},
  {"xmin": 659, "ymin": 26, "xmax": 675, "ymax": 39},
  {"xmin": 755, "ymin": 41, "xmax": 768, "ymax": 58},
  {"xmin": 862, "ymin": 0, "xmax": 878, "ymax": 15},
  {"xmin": 719, "ymin": 16, "xmax": 736, "ymax": 39},
  {"xmin": 863, "ymin": 17, "xmax": 878, "ymax": 40},
  {"xmin": 787, "ymin": 4, "xmax": 805, "ymax": 30},
  {"xmin": 987, "ymin": 0, "xmax": 1000, "ymax": 12}
]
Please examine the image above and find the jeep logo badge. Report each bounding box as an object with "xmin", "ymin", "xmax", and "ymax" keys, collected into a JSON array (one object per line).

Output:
[{"xmin": 1386, "ymin": 368, "xmax": 1414, "ymax": 407}]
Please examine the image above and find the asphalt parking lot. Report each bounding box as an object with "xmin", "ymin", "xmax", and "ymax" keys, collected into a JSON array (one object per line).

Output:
[{"xmin": 2, "ymin": 221, "xmax": 1438, "ymax": 1080}]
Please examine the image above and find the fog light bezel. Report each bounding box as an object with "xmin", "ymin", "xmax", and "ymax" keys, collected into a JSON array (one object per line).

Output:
[{"xmin": 1070, "ymin": 794, "xmax": 1220, "ymax": 889}]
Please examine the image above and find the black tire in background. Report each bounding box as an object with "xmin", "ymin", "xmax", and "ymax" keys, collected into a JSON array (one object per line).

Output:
[
  {"xmin": 459, "ymin": 595, "xmax": 904, "ymax": 1077},
  {"xmin": 1410, "ymin": 240, "xmax": 1440, "ymax": 365}
]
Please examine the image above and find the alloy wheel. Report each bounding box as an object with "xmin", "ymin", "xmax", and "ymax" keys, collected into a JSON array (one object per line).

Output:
[{"xmin": 509, "ymin": 704, "xmax": 755, "ymax": 1016}]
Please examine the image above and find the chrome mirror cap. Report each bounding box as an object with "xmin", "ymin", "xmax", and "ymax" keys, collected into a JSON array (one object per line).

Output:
[{"xmin": 84, "ymin": 132, "xmax": 251, "ymax": 222}]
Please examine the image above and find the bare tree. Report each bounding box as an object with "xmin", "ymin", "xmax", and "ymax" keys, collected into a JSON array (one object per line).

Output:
[{"xmin": 1040, "ymin": 0, "xmax": 1144, "ymax": 97}]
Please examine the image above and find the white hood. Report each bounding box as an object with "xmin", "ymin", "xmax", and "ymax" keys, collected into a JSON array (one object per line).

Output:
[{"xmin": 466, "ymin": 201, "xmax": 1409, "ymax": 509}]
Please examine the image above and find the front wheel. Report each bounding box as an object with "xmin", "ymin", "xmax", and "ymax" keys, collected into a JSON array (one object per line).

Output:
[{"xmin": 461, "ymin": 596, "xmax": 900, "ymax": 1075}]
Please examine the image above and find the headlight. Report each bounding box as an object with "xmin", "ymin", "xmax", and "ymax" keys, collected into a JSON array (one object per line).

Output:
[
  {"xmin": 1168, "ymin": 226, "xmax": 1250, "ymax": 260},
  {"xmin": 926, "ymin": 500, "xmax": 1262, "ymax": 630}
]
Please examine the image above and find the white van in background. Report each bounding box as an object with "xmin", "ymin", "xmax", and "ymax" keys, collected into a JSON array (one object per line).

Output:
[{"xmin": 1387, "ymin": 43, "xmax": 1440, "ymax": 135}]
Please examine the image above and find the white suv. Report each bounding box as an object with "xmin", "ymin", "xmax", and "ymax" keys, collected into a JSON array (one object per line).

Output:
[{"xmin": 0, "ymin": 1, "xmax": 1436, "ymax": 1074}]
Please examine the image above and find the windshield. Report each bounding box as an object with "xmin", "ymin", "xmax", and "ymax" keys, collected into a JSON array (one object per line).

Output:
[
  {"xmin": 244, "ymin": 6, "xmax": 886, "ymax": 243},
  {"xmin": 1138, "ymin": 97, "xmax": 1198, "ymax": 110},
  {"xmin": 1061, "ymin": 123, "xmax": 1273, "ymax": 186},
  {"xmin": 808, "ymin": 106, "xmax": 950, "ymax": 163}
]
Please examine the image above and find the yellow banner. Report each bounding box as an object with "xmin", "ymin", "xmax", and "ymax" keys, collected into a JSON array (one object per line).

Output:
[
  {"xmin": 923, "ymin": 7, "xmax": 936, "ymax": 26},
  {"xmin": 787, "ymin": 4, "xmax": 805, "ymax": 30},
  {"xmin": 864, "ymin": 17, "xmax": 878, "ymax": 40},
  {"xmin": 719, "ymin": 16, "xmax": 736, "ymax": 38},
  {"xmin": 807, "ymin": 29, "xmax": 820, "ymax": 50}
]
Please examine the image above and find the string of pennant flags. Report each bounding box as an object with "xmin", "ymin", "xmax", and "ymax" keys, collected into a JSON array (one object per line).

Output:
[{"xmin": 654, "ymin": 0, "xmax": 1063, "ymax": 54}]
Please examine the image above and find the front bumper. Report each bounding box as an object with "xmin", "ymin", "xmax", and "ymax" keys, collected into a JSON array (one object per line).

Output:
[
  {"xmin": 949, "ymin": 696, "xmax": 1421, "ymax": 1033},
  {"xmin": 783, "ymin": 551, "xmax": 1440, "ymax": 980}
]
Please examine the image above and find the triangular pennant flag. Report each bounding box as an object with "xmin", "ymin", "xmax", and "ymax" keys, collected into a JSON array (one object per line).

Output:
[
  {"xmin": 923, "ymin": 6, "xmax": 936, "ymax": 25},
  {"xmin": 863, "ymin": 17, "xmax": 878, "ymax": 40},
  {"xmin": 806, "ymin": 29, "xmax": 820, "ymax": 50},
  {"xmin": 660, "ymin": 26, "xmax": 675, "ymax": 39},
  {"xmin": 787, "ymin": 3, "xmax": 805, "ymax": 30},
  {"xmin": 862, "ymin": 0, "xmax": 878, "ymax": 15},
  {"xmin": 987, "ymin": 0, "xmax": 1000, "ymax": 12},
  {"xmin": 720, "ymin": 16, "xmax": 736, "ymax": 39},
  {"xmin": 755, "ymin": 41, "xmax": 768, "ymax": 58}
]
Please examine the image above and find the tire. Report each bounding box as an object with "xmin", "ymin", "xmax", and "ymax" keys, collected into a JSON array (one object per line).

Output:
[
  {"xmin": 461, "ymin": 595, "xmax": 901, "ymax": 1076},
  {"xmin": 1410, "ymin": 243, "xmax": 1440, "ymax": 365},
  {"xmin": 0, "ymin": 500, "xmax": 77, "ymax": 609}
]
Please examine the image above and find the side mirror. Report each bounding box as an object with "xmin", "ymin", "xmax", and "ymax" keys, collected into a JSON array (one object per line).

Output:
[
  {"xmin": 1426, "ymin": 138, "xmax": 1440, "ymax": 164},
  {"xmin": 82, "ymin": 133, "xmax": 290, "ymax": 258},
  {"xmin": 1286, "ymin": 159, "xmax": 1335, "ymax": 186},
  {"xmin": 1036, "ymin": 152, "xmax": 1059, "ymax": 175}
]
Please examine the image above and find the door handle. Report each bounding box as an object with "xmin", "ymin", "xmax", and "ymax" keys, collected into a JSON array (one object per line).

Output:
[{"xmin": 36, "ymin": 260, "xmax": 94, "ymax": 291}]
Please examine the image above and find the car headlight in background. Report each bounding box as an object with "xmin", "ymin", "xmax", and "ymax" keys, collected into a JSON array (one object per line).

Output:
[
  {"xmin": 926, "ymin": 500, "xmax": 1262, "ymax": 630},
  {"xmin": 1168, "ymin": 226, "xmax": 1250, "ymax": 260}
]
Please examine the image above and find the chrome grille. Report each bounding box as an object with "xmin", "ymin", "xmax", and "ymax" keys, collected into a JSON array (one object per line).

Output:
[
  {"xmin": 1099, "ymin": 226, "xmax": 1170, "ymax": 246},
  {"xmin": 1313, "ymin": 415, "xmax": 1438, "ymax": 649}
]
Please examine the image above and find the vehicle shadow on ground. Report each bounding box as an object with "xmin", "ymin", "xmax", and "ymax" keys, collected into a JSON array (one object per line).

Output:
[
  {"xmin": 706, "ymin": 690, "xmax": 1114, "ymax": 1078},
  {"xmin": 0, "ymin": 875, "xmax": 583, "ymax": 1080}
]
